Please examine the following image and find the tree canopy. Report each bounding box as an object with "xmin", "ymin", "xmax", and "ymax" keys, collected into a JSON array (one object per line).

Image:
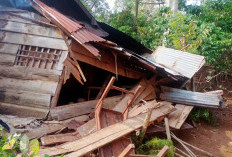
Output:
[{"xmin": 82, "ymin": 0, "xmax": 232, "ymax": 71}]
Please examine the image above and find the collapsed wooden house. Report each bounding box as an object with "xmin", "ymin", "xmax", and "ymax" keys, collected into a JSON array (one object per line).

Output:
[
  {"xmin": 0, "ymin": 1, "xmax": 226, "ymax": 157},
  {"xmin": 0, "ymin": 0, "xmax": 218, "ymax": 120}
]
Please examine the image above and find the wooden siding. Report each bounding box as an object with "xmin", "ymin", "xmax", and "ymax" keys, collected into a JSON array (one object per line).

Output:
[{"xmin": 0, "ymin": 12, "xmax": 67, "ymax": 118}]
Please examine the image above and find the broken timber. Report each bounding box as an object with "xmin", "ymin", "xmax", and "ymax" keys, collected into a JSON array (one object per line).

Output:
[
  {"xmin": 168, "ymin": 104, "xmax": 193, "ymax": 129},
  {"xmin": 37, "ymin": 103, "xmax": 175, "ymax": 157}
]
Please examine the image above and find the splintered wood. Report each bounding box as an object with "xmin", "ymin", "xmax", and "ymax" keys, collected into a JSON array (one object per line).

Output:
[
  {"xmin": 37, "ymin": 103, "xmax": 175, "ymax": 157},
  {"xmin": 168, "ymin": 104, "xmax": 193, "ymax": 129}
]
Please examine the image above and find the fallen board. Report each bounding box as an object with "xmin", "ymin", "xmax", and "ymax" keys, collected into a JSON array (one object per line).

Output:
[
  {"xmin": 37, "ymin": 103, "xmax": 175, "ymax": 157},
  {"xmin": 51, "ymin": 96, "xmax": 122, "ymax": 121},
  {"xmin": 168, "ymin": 104, "xmax": 193, "ymax": 129},
  {"xmin": 100, "ymin": 108, "xmax": 135, "ymax": 157},
  {"xmin": 160, "ymin": 86, "xmax": 223, "ymax": 108}
]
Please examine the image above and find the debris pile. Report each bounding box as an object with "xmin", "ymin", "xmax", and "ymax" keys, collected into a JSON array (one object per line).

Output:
[{"xmin": 0, "ymin": 0, "xmax": 225, "ymax": 156}]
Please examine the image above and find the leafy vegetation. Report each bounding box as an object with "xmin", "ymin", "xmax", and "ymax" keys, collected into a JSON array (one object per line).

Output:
[
  {"xmin": 189, "ymin": 108, "xmax": 218, "ymax": 126},
  {"xmin": 136, "ymin": 137, "xmax": 175, "ymax": 157},
  {"xmin": 0, "ymin": 129, "xmax": 39, "ymax": 157},
  {"xmin": 81, "ymin": 0, "xmax": 232, "ymax": 72}
]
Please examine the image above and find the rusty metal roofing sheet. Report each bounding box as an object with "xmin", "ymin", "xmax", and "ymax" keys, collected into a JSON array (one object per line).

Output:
[
  {"xmin": 34, "ymin": 0, "xmax": 83, "ymax": 33},
  {"xmin": 33, "ymin": 0, "xmax": 105, "ymax": 58},
  {"xmin": 143, "ymin": 46, "xmax": 206, "ymax": 79},
  {"xmin": 73, "ymin": 28, "xmax": 105, "ymax": 44}
]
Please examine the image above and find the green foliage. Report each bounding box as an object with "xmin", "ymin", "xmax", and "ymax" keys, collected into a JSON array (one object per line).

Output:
[
  {"xmin": 136, "ymin": 138, "xmax": 175, "ymax": 157},
  {"xmin": 80, "ymin": 0, "xmax": 110, "ymax": 21},
  {"xmin": 0, "ymin": 133, "xmax": 40, "ymax": 157},
  {"xmin": 102, "ymin": 0, "xmax": 232, "ymax": 71},
  {"xmin": 189, "ymin": 108, "xmax": 218, "ymax": 126}
]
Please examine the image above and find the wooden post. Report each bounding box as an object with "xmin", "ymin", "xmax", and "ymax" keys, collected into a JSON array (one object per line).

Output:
[
  {"xmin": 50, "ymin": 71, "xmax": 65, "ymax": 108},
  {"xmin": 164, "ymin": 117, "xmax": 171, "ymax": 140}
]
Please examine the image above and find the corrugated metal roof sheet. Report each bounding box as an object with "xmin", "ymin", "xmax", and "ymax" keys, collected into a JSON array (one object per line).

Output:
[
  {"xmin": 160, "ymin": 86, "xmax": 224, "ymax": 108},
  {"xmin": 33, "ymin": 0, "xmax": 105, "ymax": 58},
  {"xmin": 143, "ymin": 46, "xmax": 206, "ymax": 79},
  {"xmin": 73, "ymin": 28, "xmax": 105, "ymax": 44},
  {"xmin": 34, "ymin": 0, "xmax": 82, "ymax": 33}
]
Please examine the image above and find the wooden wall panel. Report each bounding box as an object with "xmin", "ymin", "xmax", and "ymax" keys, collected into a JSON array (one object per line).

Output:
[
  {"xmin": 72, "ymin": 41, "xmax": 145, "ymax": 79},
  {"xmin": 0, "ymin": 89, "xmax": 51, "ymax": 108},
  {"xmin": 0, "ymin": 76, "xmax": 58, "ymax": 95},
  {"xmin": 0, "ymin": 31, "xmax": 67, "ymax": 50},
  {"xmin": 0, "ymin": 65, "xmax": 61, "ymax": 82},
  {"xmin": 0, "ymin": 43, "xmax": 19, "ymax": 54},
  {"xmin": 0, "ymin": 53, "xmax": 15, "ymax": 65},
  {"xmin": 0, "ymin": 102, "xmax": 49, "ymax": 119},
  {"xmin": 0, "ymin": 20, "xmax": 63, "ymax": 38}
]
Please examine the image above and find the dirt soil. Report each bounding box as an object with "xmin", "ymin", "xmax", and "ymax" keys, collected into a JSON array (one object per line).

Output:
[{"xmin": 174, "ymin": 102, "xmax": 232, "ymax": 157}]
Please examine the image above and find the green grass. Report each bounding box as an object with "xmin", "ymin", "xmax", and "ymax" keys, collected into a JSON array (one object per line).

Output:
[{"xmin": 135, "ymin": 137, "xmax": 175, "ymax": 157}]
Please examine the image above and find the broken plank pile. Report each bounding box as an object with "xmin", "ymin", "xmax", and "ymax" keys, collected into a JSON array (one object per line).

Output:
[{"xmin": 13, "ymin": 74, "xmax": 221, "ymax": 157}]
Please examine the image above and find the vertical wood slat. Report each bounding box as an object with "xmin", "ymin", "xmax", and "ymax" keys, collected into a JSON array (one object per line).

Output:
[{"xmin": 14, "ymin": 45, "xmax": 63, "ymax": 70}]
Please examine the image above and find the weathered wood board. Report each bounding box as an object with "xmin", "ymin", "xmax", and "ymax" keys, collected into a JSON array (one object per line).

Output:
[
  {"xmin": 37, "ymin": 103, "xmax": 175, "ymax": 157},
  {"xmin": 0, "ymin": 102, "xmax": 49, "ymax": 119},
  {"xmin": 51, "ymin": 96, "xmax": 122, "ymax": 121},
  {"xmin": 0, "ymin": 31, "xmax": 67, "ymax": 50},
  {"xmin": 0, "ymin": 65, "xmax": 61, "ymax": 81},
  {"xmin": 72, "ymin": 41, "xmax": 145, "ymax": 79},
  {"xmin": 0, "ymin": 20, "xmax": 62, "ymax": 38},
  {"xmin": 0, "ymin": 76, "xmax": 58, "ymax": 95},
  {"xmin": 168, "ymin": 104, "xmax": 193, "ymax": 129},
  {"xmin": 0, "ymin": 53, "xmax": 15, "ymax": 65},
  {"xmin": 0, "ymin": 89, "xmax": 51, "ymax": 108},
  {"xmin": 0, "ymin": 43, "xmax": 19, "ymax": 54}
]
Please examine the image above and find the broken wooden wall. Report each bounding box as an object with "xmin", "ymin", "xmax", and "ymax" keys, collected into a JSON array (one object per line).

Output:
[{"xmin": 0, "ymin": 10, "xmax": 68, "ymax": 118}]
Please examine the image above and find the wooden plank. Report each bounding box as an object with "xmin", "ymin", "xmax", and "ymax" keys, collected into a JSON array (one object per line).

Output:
[
  {"xmin": 41, "ymin": 133, "xmax": 81, "ymax": 146},
  {"xmin": 56, "ymin": 51, "xmax": 68, "ymax": 71},
  {"xmin": 133, "ymin": 84, "xmax": 156, "ymax": 105},
  {"xmin": 72, "ymin": 41, "xmax": 145, "ymax": 79},
  {"xmin": 129, "ymin": 100, "xmax": 160, "ymax": 118},
  {"xmin": 100, "ymin": 109, "xmax": 135, "ymax": 157},
  {"xmin": 0, "ymin": 102, "xmax": 49, "ymax": 119},
  {"xmin": 26, "ymin": 124, "xmax": 64, "ymax": 139},
  {"xmin": 63, "ymin": 59, "xmax": 83, "ymax": 85},
  {"xmin": 168, "ymin": 104, "xmax": 193, "ymax": 129},
  {"xmin": 0, "ymin": 20, "xmax": 63, "ymax": 38},
  {"xmin": 160, "ymin": 86, "xmax": 223, "ymax": 108},
  {"xmin": 96, "ymin": 77, "xmax": 115, "ymax": 130},
  {"xmin": 51, "ymin": 96, "xmax": 122, "ymax": 121},
  {"xmin": 0, "ymin": 65, "xmax": 61, "ymax": 81},
  {"xmin": 118, "ymin": 144, "xmax": 135, "ymax": 157},
  {"xmin": 0, "ymin": 31, "xmax": 67, "ymax": 50},
  {"xmin": 146, "ymin": 123, "xmax": 193, "ymax": 134},
  {"xmin": 0, "ymin": 76, "xmax": 58, "ymax": 95},
  {"xmin": 206, "ymin": 90, "xmax": 224, "ymax": 95},
  {"xmin": 164, "ymin": 117, "xmax": 171, "ymax": 140},
  {"xmin": 156, "ymin": 145, "xmax": 169, "ymax": 157},
  {"xmin": 76, "ymin": 118, "xmax": 96, "ymax": 136},
  {"xmin": 0, "ymin": 13, "xmax": 38, "ymax": 25},
  {"xmin": 0, "ymin": 43, "xmax": 19, "ymax": 54},
  {"xmin": 50, "ymin": 72, "xmax": 64, "ymax": 108},
  {"xmin": 111, "ymin": 79, "xmax": 148, "ymax": 113},
  {"xmin": 37, "ymin": 103, "xmax": 176, "ymax": 157},
  {"xmin": 0, "ymin": 89, "xmax": 51, "ymax": 108},
  {"xmin": 0, "ymin": 53, "xmax": 15, "ymax": 65}
]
